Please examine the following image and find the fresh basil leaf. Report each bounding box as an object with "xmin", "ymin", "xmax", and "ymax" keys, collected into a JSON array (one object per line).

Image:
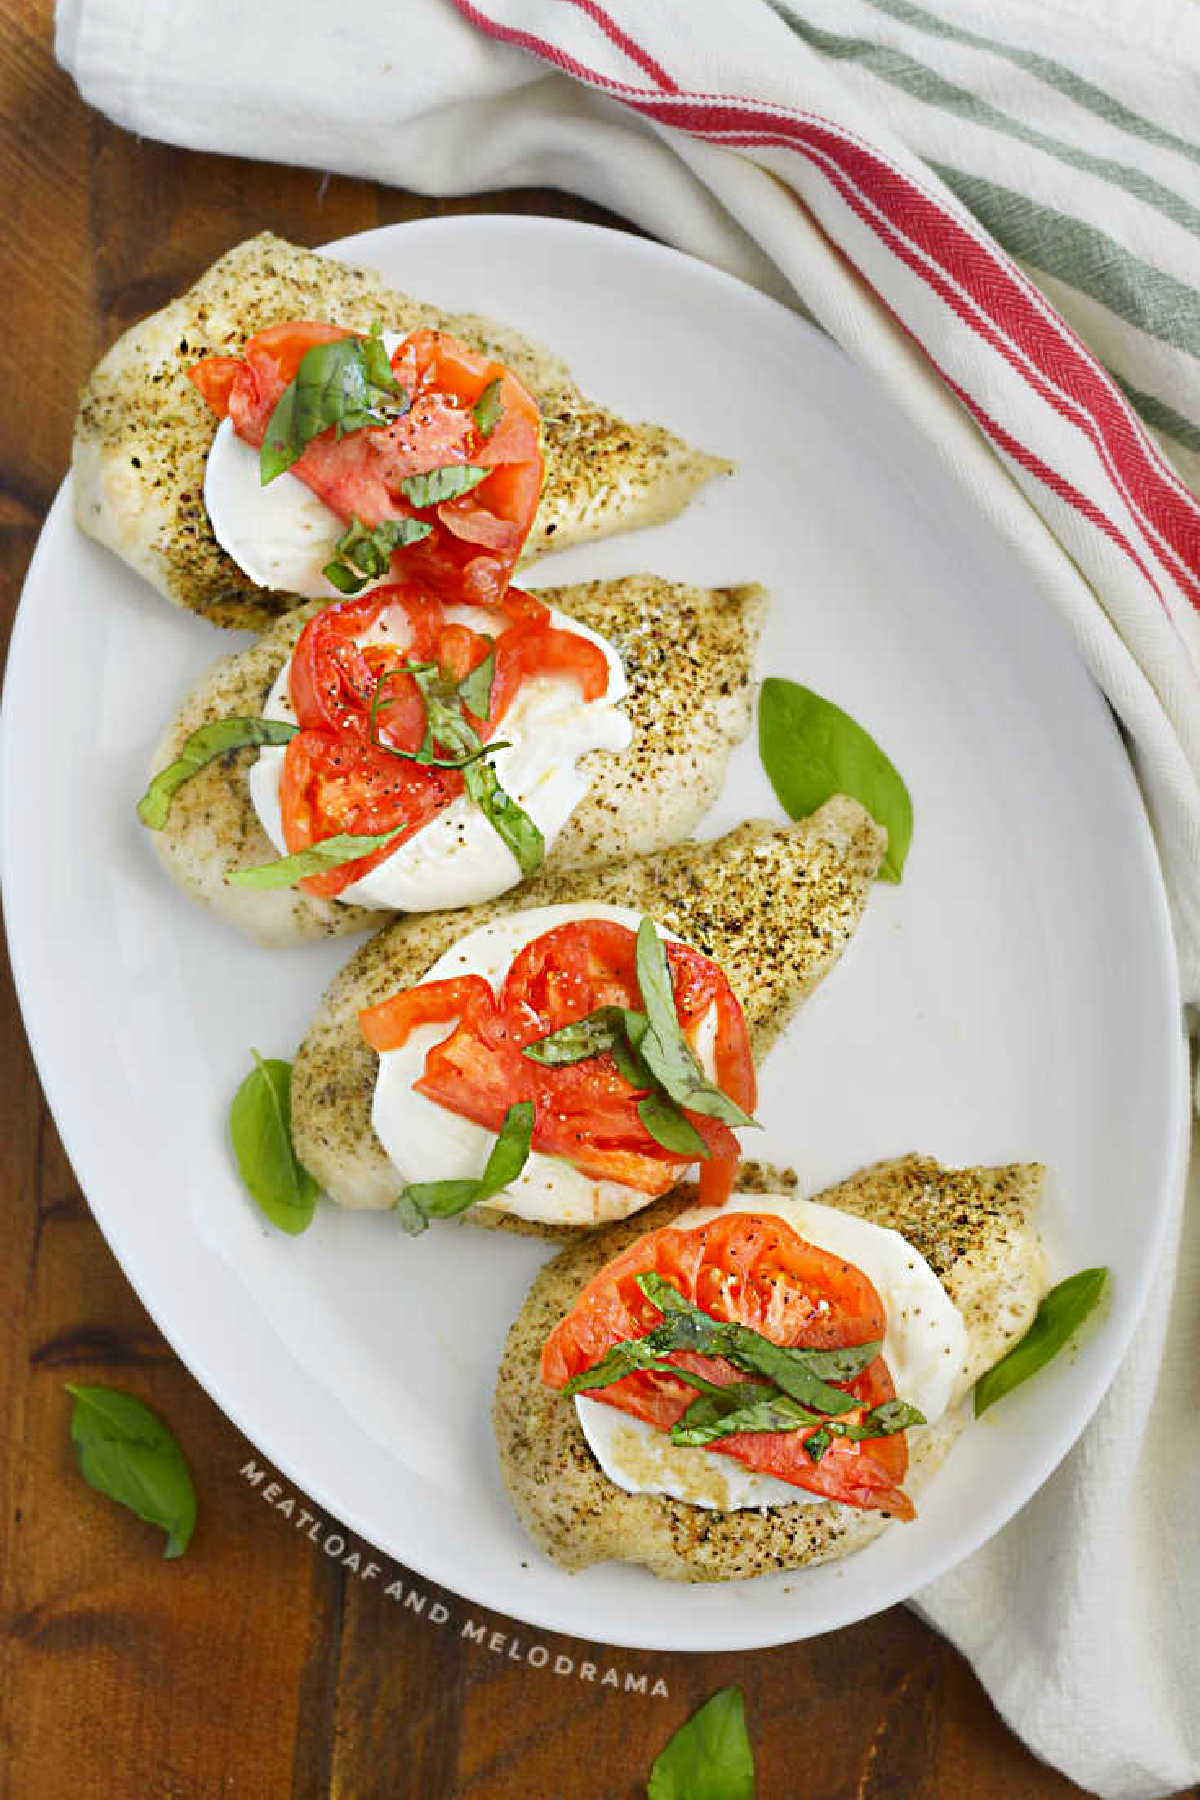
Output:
[
  {"xmin": 138, "ymin": 717, "xmax": 298, "ymax": 830},
  {"xmin": 633, "ymin": 920, "xmax": 759, "ymax": 1130},
  {"xmin": 227, "ymin": 824, "xmax": 407, "ymax": 890},
  {"xmin": 260, "ymin": 334, "xmax": 409, "ymax": 485},
  {"xmin": 323, "ymin": 514, "xmax": 434, "ymax": 593},
  {"xmin": 647, "ymin": 1687, "xmax": 755, "ymax": 1800},
  {"xmin": 395, "ymin": 1101, "xmax": 534, "ymax": 1236},
  {"xmin": 522, "ymin": 1005, "xmax": 632, "ymax": 1068},
  {"xmin": 758, "ymin": 677, "xmax": 913, "ymax": 882},
  {"xmin": 858, "ymin": 1399, "xmax": 926, "ymax": 1436},
  {"xmin": 457, "ymin": 645, "xmax": 495, "ymax": 720},
  {"xmin": 229, "ymin": 1051, "xmax": 319, "ymax": 1234},
  {"xmin": 401, "ymin": 463, "xmax": 491, "ymax": 509},
  {"xmin": 473, "ymin": 378, "xmax": 505, "ymax": 438},
  {"xmin": 464, "ymin": 756, "xmax": 545, "ymax": 877},
  {"xmin": 803, "ymin": 1426, "xmax": 834, "ymax": 1463},
  {"xmin": 974, "ymin": 1267, "xmax": 1107, "ymax": 1417},
  {"xmin": 65, "ymin": 1384, "xmax": 197, "ymax": 1559},
  {"xmin": 637, "ymin": 1092, "xmax": 711, "ymax": 1158}
]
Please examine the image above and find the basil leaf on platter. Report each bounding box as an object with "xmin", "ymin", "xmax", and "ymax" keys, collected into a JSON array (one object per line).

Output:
[
  {"xmin": 229, "ymin": 1052, "xmax": 319, "ymax": 1234},
  {"xmin": 473, "ymin": 378, "xmax": 505, "ymax": 438},
  {"xmin": 227, "ymin": 824, "xmax": 407, "ymax": 890},
  {"xmin": 260, "ymin": 331, "xmax": 410, "ymax": 485},
  {"xmin": 974, "ymin": 1267, "xmax": 1108, "ymax": 1416},
  {"xmin": 758, "ymin": 676, "xmax": 913, "ymax": 882},
  {"xmin": 66, "ymin": 1384, "xmax": 197, "ymax": 1559},
  {"xmin": 395, "ymin": 1101, "xmax": 535, "ymax": 1236},
  {"xmin": 323, "ymin": 514, "xmax": 433, "ymax": 594},
  {"xmin": 138, "ymin": 717, "xmax": 298, "ymax": 829},
  {"xmin": 647, "ymin": 1686, "xmax": 755, "ymax": 1800},
  {"xmin": 401, "ymin": 463, "xmax": 491, "ymax": 509}
]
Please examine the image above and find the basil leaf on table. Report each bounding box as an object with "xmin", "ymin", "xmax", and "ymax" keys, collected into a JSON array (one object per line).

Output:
[
  {"xmin": 401, "ymin": 463, "xmax": 491, "ymax": 509},
  {"xmin": 974, "ymin": 1267, "xmax": 1108, "ymax": 1416},
  {"xmin": 229, "ymin": 1051, "xmax": 319, "ymax": 1234},
  {"xmin": 323, "ymin": 514, "xmax": 433, "ymax": 594},
  {"xmin": 227, "ymin": 824, "xmax": 407, "ymax": 890},
  {"xmin": 394, "ymin": 1101, "xmax": 534, "ymax": 1236},
  {"xmin": 137, "ymin": 717, "xmax": 298, "ymax": 829},
  {"xmin": 758, "ymin": 676, "xmax": 913, "ymax": 882},
  {"xmin": 473, "ymin": 378, "xmax": 505, "ymax": 438},
  {"xmin": 260, "ymin": 330, "xmax": 410, "ymax": 485},
  {"xmin": 65, "ymin": 1384, "xmax": 197, "ymax": 1559},
  {"xmin": 647, "ymin": 1686, "xmax": 755, "ymax": 1800}
]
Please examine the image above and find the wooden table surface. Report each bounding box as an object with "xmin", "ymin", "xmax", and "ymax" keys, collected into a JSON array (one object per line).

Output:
[{"xmin": 0, "ymin": 7, "xmax": 1181, "ymax": 1798}]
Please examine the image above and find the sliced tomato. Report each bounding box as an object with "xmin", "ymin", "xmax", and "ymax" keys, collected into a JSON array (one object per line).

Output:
[
  {"xmin": 188, "ymin": 323, "xmax": 544, "ymax": 603},
  {"xmin": 360, "ymin": 918, "xmax": 755, "ymax": 1204},
  {"xmin": 541, "ymin": 1212, "xmax": 914, "ymax": 1517},
  {"xmin": 275, "ymin": 585, "xmax": 604, "ymax": 898}
]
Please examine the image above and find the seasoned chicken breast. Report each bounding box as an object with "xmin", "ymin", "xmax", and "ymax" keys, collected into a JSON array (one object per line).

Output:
[
  {"xmin": 72, "ymin": 233, "xmax": 730, "ymax": 629},
  {"xmin": 290, "ymin": 806, "xmax": 888, "ymax": 1215},
  {"xmin": 494, "ymin": 1157, "xmax": 1045, "ymax": 1580},
  {"xmin": 146, "ymin": 576, "xmax": 767, "ymax": 946}
]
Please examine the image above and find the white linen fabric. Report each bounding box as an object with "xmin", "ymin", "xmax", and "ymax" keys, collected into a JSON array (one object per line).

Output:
[{"xmin": 54, "ymin": 1, "xmax": 1200, "ymax": 1793}]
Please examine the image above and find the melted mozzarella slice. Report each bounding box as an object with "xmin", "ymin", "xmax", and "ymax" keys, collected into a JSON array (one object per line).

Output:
[
  {"xmin": 576, "ymin": 1191, "xmax": 967, "ymax": 1512},
  {"xmin": 372, "ymin": 905, "xmax": 722, "ymax": 1227},
  {"xmin": 204, "ymin": 329, "xmax": 406, "ymax": 599},
  {"xmin": 248, "ymin": 598, "xmax": 632, "ymax": 912}
]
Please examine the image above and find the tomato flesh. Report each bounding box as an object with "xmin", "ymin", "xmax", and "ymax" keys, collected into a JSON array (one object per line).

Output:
[
  {"xmin": 358, "ymin": 919, "xmax": 755, "ymax": 1203},
  {"xmin": 188, "ymin": 323, "xmax": 544, "ymax": 605},
  {"xmin": 541, "ymin": 1212, "xmax": 914, "ymax": 1516}
]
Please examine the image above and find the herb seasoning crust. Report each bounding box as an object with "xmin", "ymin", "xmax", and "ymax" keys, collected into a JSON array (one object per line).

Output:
[
  {"xmin": 493, "ymin": 1159, "xmax": 1044, "ymax": 1580},
  {"xmin": 72, "ymin": 233, "xmax": 730, "ymax": 629}
]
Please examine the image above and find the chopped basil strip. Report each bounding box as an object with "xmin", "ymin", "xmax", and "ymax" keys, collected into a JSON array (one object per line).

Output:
[
  {"xmin": 369, "ymin": 666, "xmax": 508, "ymax": 772},
  {"xmin": 675, "ymin": 1391, "xmax": 925, "ymax": 1450},
  {"xmin": 634, "ymin": 920, "xmax": 758, "ymax": 1130},
  {"xmin": 323, "ymin": 514, "xmax": 433, "ymax": 594},
  {"xmin": 260, "ymin": 327, "xmax": 410, "ymax": 485},
  {"xmin": 138, "ymin": 717, "xmax": 298, "ymax": 829},
  {"xmin": 394, "ymin": 1101, "xmax": 534, "ymax": 1236},
  {"xmin": 647, "ymin": 1686, "xmax": 755, "ymax": 1800},
  {"xmin": 561, "ymin": 1272, "xmax": 879, "ymax": 1417},
  {"xmin": 641, "ymin": 1274, "xmax": 877, "ymax": 1414},
  {"xmin": 65, "ymin": 1384, "xmax": 198, "ymax": 1559},
  {"xmin": 974, "ymin": 1267, "xmax": 1107, "ymax": 1417},
  {"xmin": 456, "ymin": 645, "xmax": 495, "ymax": 720},
  {"xmin": 758, "ymin": 676, "xmax": 913, "ymax": 883},
  {"xmin": 227, "ymin": 823, "xmax": 407, "ymax": 890},
  {"xmin": 522, "ymin": 1006, "xmax": 631, "ymax": 1067},
  {"xmin": 464, "ymin": 756, "xmax": 545, "ymax": 877},
  {"xmin": 473, "ymin": 378, "xmax": 505, "ymax": 438},
  {"xmin": 400, "ymin": 463, "xmax": 490, "ymax": 509},
  {"xmin": 228, "ymin": 1052, "xmax": 319, "ymax": 1235},
  {"xmin": 637, "ymin": 1091, "xmax": 711, "ymax": 1158}
]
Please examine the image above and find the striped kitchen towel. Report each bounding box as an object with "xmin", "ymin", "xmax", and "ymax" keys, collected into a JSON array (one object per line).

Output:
[{"xmin": 54, "ymin": 1, "xmax": 1200, "ymax": 1794}]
